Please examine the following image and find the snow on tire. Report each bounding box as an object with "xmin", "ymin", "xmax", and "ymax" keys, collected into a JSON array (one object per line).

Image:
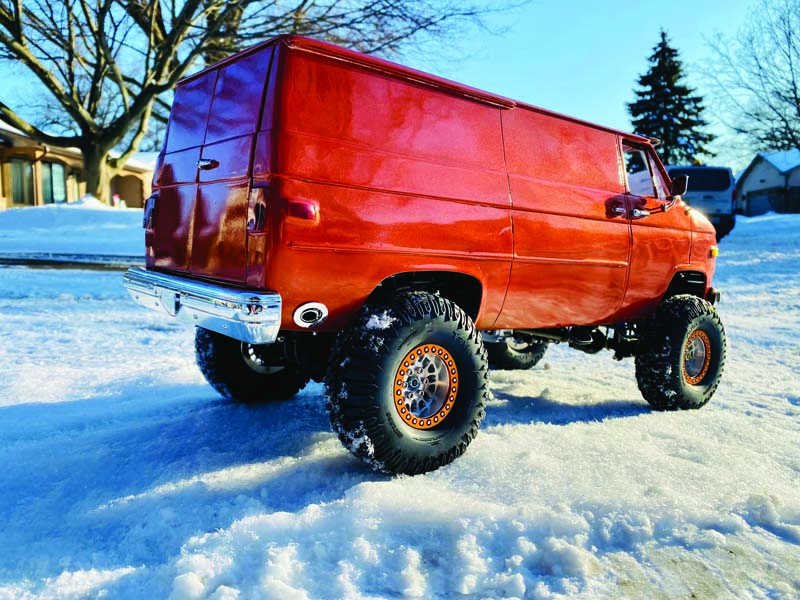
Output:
[
  {"xmin": 324, "ymin": 292, "xmax": 488, "ymax": 475},
  {"xmin": 195, "ymin": 327, "xmax": 309, "ymax": 403},
  {"xmin": 635, "ymin": 295, "xmax": 726, "ymax": 410}
]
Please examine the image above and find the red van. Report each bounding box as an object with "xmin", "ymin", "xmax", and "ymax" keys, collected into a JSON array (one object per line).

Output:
[{"xmin": 125, "ymin": 35, "xmax": 726, "ymax": 475}]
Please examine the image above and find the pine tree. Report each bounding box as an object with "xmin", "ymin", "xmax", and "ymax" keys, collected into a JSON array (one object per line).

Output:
[{"xmin": 628, "ymin": 30, "xmax": 715, "ymax": 166}]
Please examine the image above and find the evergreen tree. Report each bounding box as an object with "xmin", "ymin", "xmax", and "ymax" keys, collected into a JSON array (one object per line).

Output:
[{"xmin": 628, "ymin": 30, "xmax": 715, "ymax": 166}]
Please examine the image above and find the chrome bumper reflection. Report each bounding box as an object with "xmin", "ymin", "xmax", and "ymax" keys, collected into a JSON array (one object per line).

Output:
[{"xmin": 123, "ymin": 267, "xmax": 281, "ymax": 344}]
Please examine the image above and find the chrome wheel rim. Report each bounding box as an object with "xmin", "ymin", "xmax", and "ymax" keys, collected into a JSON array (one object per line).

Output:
[
  {"xmin": 241, "ymin": 343, "xmax": 284, "ymax": 375},
  {"xmin": 507, "ymin": 336, "xmax": 531, "ymax": 352}
]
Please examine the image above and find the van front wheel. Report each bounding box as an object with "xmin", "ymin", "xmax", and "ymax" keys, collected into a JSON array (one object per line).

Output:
[
  {"xmin": 324, "ymin": 292, "xmax": 488, "ymax": 475},
  {"xmin": 635, "ymin": 295, "xmax": 726, "ymax": 410}
]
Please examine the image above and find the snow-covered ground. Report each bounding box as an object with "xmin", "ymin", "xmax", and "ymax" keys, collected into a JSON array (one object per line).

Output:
[
  {"xmin": 0, "ymin": 198, "xmax": 142, "ymax": 258},
  {"xmin": 0, "ymin": 207, "xmax": 798, "ymax": 599}
]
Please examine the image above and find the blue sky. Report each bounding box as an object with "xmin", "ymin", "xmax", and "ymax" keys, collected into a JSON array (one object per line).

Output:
[
  {"xmin": 409, "ymin": 0, "xmax": 756, "ymax": 170},
  {"xmin": 1, "ymin": 1, "xmax": 758, "ymax": 171}
]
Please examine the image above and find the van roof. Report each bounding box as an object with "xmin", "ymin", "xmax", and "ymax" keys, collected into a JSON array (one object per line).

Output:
[
  {"xmin": 665, "ymin": 165, "xmax": 734, "ymax": 172},
  {"xmin": 180, "ymin": 34, "xmax": 650, "ymax": 144}
]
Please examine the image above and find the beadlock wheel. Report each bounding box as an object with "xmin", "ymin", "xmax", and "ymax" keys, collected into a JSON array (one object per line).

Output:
[
  {"xmin": 484, "ymin": 334, "xmax": 548, "ymax": 370},
  {"xmin": 195, "ymin": 327, "xmax": 308, "ymax": 403},
  {"xmin": 393, "ymin": 344, "xmax": 458, "ymax": 430},
  {"xmin": 683, "ymin": 330, "xmax": 711, "ymax": 385},
  {"xmin": 241, "ymin": 342, "xmax": 284, "ymax": 375},
  {"xmin": 324, "ymin": 292, "xmax": 488, "ymax": 475},
  {"xmin": 635, "ymin": 295, "xmax": 726, "ymax": 411}
]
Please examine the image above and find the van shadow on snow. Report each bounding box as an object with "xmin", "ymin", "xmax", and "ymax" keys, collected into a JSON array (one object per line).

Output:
[
  {"xmin": 0, "ymin": 379, "xmax": 648, "ymax": 590},
  {"xmin": 484, "ymin": 381, "xmax": 651, "ymax": 428},
  {"xmin": 0, "ymin": 384, "xmax": 384, "ymax": 588}
]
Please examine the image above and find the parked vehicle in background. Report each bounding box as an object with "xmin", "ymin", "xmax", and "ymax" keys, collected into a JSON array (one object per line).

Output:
[
  {"xmin": 123, "ymin": 35, "xmax": 727, "ymax": 476},
  {"xmin": 666, "ymin": 166, "xmax": 737, "ymax": 241}
]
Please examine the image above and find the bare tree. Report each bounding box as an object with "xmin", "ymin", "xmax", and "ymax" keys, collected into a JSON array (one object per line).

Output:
[
  {"xmin": 709, "ymin": 0, "xmax": 800, "ymax": 150},
  {"xmin": 0, "ymin": 1, "xmax": 516, "ymax": 203}
]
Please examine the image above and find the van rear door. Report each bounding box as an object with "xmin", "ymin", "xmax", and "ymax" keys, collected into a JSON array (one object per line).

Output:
[
  {"xmin": 150, "ymin": 46, "xmax": 274, "ymax": 284},
  {"xmin": 192, "ymin": 47, "xmax": 274, "ymax": 283},
  {"xmin": 149, "ymin": 71, "xmax": 216, "ymax": 274}
]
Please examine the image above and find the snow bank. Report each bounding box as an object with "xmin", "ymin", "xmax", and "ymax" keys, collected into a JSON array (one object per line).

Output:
[
  {"xmin": 0, "ymin": 214, "xmax": 798, "ymax": 598},
  {"xmin": 0, "ymin": 201, "xmax": 143, "ymax": 257}
]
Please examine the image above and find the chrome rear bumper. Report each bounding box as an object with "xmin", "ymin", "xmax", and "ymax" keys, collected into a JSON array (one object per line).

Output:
[{"xmin": 123, "ymin": 267, "xmax": 282, "ymax": 344}]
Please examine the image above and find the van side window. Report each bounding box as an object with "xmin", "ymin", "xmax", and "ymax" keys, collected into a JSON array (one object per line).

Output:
[
  {"xmin": 622, "ymin": 144, "xmax": 656, "ymax": 197},
  {"xmin": 649, "ymin": 156, "xmax": 669, "ymax": 199}
]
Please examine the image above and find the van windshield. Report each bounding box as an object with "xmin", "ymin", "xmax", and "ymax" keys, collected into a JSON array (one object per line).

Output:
[{"xmin": 667, "ymin": 168, "xmax": 731, "ymax": 192}]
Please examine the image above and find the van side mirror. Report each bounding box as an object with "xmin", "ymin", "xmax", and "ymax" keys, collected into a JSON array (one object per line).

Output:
[{"xmin": 670, "ymin": 174, "xmax": 688, "ymax": 197}]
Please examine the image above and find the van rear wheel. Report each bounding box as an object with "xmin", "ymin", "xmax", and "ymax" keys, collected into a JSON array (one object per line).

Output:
[
  {"xmin": 635, "ymin": 295, "xmax": 726, "ymax": 410},
  {"xmin": 195, "ymin": 327, "xmax": 309, "ymax": 403},
  {"xmin": 485, "ymin": 336, "xmax": 547, "ymax": 370},
  {"xmin": 324, "ymin": 292, "xmax": 488, "ymax": 475}
]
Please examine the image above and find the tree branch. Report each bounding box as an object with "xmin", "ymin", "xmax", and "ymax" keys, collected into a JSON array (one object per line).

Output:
[{"xmin": 0, "ymin": 101, "xmax": 81, "ymax": 146}]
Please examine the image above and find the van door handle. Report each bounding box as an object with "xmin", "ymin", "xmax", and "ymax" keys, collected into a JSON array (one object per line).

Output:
[
  {"xmin": 612, "ymin": 205, "xmax": 627, "ymax": 216},
  {"xmin": 197, "ymin": 158, "xmax": 219, "ymax": 170},
  {"xmin": 632, "ymin": 208, "xmax": 650, "ymax": 218}
]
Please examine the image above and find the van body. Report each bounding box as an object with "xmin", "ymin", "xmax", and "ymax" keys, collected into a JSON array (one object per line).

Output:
[
  {"xmin": 136, "ymin": 35, "xmax": 718, "ymax": 335},
  {"xmin": 125, "ymin": 36, "xmax": 726, "ymax": 475},
  {"xmin": 666, "ymin": 165, "xmax": 736, "ymax": 240}
]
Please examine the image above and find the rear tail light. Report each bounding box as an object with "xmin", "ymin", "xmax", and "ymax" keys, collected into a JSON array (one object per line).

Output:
[
  {"xmin": 287, "ymin": 199, "xmax": 319, "ymax": 222},
  {"xmin": 247, "ymin": 186, "xmax": 268, "ymax": 233},
  {"xmin": 152, "ymin": 154, "xmax": 165, "ymax": 187},
  {"xmin": 142, "ymin": 193, "xmax": 158, "ymax": 229},
  {"xmin": 731, "ymin": 187, "xmax": 738, "ymax": 210}
]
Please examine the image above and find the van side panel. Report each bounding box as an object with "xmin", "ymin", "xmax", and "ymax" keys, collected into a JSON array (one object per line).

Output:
[
  {"xmin": 275, "ymin": 50, "xmax": 508, "ymax": 202},
  {"xmin": 263, "ymin": 48, "xmax": 513, "ymax": 331},
  {"xmin": 494, "ymin": 108, "xmax": 630, "ymax": 328}
]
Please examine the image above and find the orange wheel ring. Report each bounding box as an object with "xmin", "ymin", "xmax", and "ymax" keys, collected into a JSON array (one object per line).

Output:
[
  {"xmin": 683, "ymin": 330, "xmax": 711, "ymax": 385},
  {"xmin": 393, "ymin": 344, "xmax": 458, "ymax": 430}
]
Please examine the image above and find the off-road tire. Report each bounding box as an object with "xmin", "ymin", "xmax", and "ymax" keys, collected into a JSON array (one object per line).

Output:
[
  {"xmin": 195, "ymin": 327, "xmax": 309, "ymax": 403},
  {"xmin": 714, "ymin": 216, "xmax": 736, "ymax": 242},
  {"xmin": 485, "ymin": 337, "xmax": 548, "ymax": 370},
  {"xmin": 324, "ymin": 292, "xmax": 488, "ymax": 475},
  {"xmin": 635, "ymin": 295, "xmax": 726, "ymax": 410}
]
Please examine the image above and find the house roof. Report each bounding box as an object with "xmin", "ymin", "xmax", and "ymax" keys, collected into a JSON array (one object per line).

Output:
[
  {"xmin": 0, "ymin": 120, "xmax": 154, "ymax": 173},
  {"xmin": 737, "ymin": 148, "xmax": 800, "ymax": 186},
  {"xmin": 759, "ymin": 149, "xmax": 800, "ymax": 174},
  {"xmin": 119, "ymin": 152, "xmax": 158, "ymax": 172},
  {"xmin": 0, "ymin": 120, "xmax": 24, "ymax": 136}
]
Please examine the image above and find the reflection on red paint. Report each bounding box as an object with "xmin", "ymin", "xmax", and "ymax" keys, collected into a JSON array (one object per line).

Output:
[{"xmin": 146, "ymin": 35, "xmax": 717, "ymax": 334}]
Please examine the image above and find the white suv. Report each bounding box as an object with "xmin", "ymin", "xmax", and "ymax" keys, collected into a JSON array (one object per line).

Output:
[{"xmin": 666, "ymin": 166, "xmax": 736, "ymax": 241}]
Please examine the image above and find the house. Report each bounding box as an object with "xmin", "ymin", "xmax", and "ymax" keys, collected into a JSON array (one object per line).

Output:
[
  {"xmin": 736, "ymin": 149, "xmax": 800, "ymax": 216},
  {"xmin": 0, "ymin": 121, "xmax": 155, "ymax": 210}
]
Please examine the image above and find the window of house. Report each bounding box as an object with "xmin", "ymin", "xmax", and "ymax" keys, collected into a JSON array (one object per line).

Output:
[
  {"xmin": 10, "ymin": 158, "xmax": 34, "ymax": 205},
  {"xmin": 68, "ymin": 169, "xmax": 83, "ymax": 202},
  {"xmin": 42, "ymin": 162, "xmax": 67, "ymax": 203}
]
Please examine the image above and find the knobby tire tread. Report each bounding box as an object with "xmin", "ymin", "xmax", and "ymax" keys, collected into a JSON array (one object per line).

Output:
[
  {"xmin": 325, "ymin": 292, "xmax": 488, "ymax": 475},
  {"xmin": 195, "ymin": 327, "xmax": 309, "ymax": 403},
  {"xmin": 635, "ymin": 295, "xmax": 726, "ymax": 411},
  {"xmin": 485, "ymin": 339, "xmax": 548, "ymax": 370}
]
